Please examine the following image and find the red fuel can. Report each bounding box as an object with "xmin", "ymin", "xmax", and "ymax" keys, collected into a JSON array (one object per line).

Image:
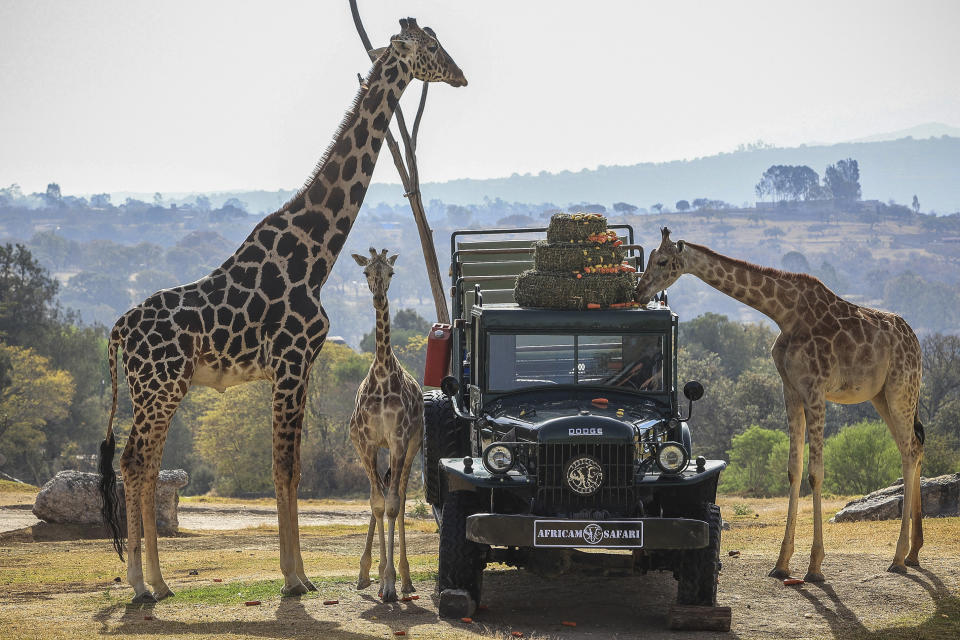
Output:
[{"xmin": 423, "ymin": 323, "xmax": 452, "ymax": 387}]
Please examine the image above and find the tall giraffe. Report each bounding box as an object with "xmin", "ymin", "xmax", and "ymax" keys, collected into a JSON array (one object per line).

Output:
[
  {"xmin": 349, "ymin": 248, "xmax": 424, "ymax": 602},
  {"xmin": 635, "ymin": 229, "xmax": 924, "ymax": 581},
  {"xmin": 98, "ymin": 18, "xmax": 466, "ymax": 603}
]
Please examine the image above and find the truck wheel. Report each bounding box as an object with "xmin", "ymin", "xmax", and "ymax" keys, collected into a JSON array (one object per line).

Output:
[
  {"xmin": 422, "ymin": 390, "xmax": 469, "ymax": 512},
  {"xmin": 676, "ymin": 503, "xmax": 721, "ymax": 606},
  {"xmin": 438, "ymin": 491, "xmax": 485, "ymax": 612}
]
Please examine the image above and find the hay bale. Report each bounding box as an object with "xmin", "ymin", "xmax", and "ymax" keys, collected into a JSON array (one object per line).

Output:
[
  {"xmin": 514, "ymin": 270, "xmax": 637, "ymax": 310},
  {"xmin": 546, "ymin": 213, "xmax": 607, "ymax": 243},
  {"xmin": 533, "ymin": 240, "xmax": 624, "ymax": 272}
]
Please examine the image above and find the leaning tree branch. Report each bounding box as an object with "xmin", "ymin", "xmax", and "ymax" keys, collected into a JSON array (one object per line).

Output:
[{"xmin": 348, "ymin": 0, "xmax": 449, "ymax": 325}]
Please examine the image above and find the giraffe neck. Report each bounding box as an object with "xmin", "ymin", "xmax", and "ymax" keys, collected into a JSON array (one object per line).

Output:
[
  {"xmin": 682, "ymin": 242, "xmax": 831, "ymax": 330},
  {"xmin": 373, "ymin": 295, "xmax": 395, "ymax": 365},
  {"xmin": 236, "ymin": 51, "xmax": 413, "ymax": 287}
]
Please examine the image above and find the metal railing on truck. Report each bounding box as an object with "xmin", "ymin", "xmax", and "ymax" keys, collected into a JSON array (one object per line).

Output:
[{"xmin": 449, "ymin": 225, "xmax": 640, "ymax": 322}]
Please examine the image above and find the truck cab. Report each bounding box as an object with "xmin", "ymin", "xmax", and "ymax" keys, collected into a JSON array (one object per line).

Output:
[{"xmin": 422, "ymin": 225, "xmax": 725, "ymax": 618}]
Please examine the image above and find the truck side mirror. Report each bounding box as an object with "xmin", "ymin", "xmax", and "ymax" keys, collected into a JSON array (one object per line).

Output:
[
  {"xmin": 682, "ymin": 380, "xmax": 704, "ymax": 420},
  {"xmin": 441, "ymin": 375, "xmax": 461, "ymax": 398},
  {"xmin": 683, "ymin": 381, "xmax": 704, "ymax": 402}
]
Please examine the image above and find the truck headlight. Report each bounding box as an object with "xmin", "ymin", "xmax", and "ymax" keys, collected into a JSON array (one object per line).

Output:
[
  {"xmin": 656, "ymin": 442, "xmax": 689, "ymax": 474},
  {"xmin": 482, "ymin": 444, "xmax": 515, "ymax": 474}
]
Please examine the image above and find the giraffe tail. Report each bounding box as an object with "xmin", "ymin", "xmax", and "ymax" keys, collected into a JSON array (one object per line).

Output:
[
  {"xmin": 913, "ymin": 406, "xmax": 925, "ymax": 447},
  {"xmin": 98, "ymin": 324, "xmax": 125, "ymax": 561}
]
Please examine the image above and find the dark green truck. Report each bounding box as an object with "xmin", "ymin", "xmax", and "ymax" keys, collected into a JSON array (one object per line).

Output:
[{"xmin": 422, "ymin": 225, "xmax": 726, "ymax": 617}]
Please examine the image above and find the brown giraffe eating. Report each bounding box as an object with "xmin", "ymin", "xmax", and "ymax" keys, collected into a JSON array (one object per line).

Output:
[
  {"xmin": 349, "ymin": 248, "xmax": 424, "ymax": 602},
  {"xmin": 635, "ymin": 228, "xmax": 924, "ymax": 582},
  {"xmin": 97, "ymin": 18, "xmax": 466, "ymax": 603}
]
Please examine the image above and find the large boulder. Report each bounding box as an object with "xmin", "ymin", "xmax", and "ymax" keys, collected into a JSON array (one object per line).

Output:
[
  {"xmin": 831, "ymin": 473, "xmax": 960, "ymax": 523},
  {"xmin": 32, "ymin": 469, "xmax": 189, "ymax": 535}
]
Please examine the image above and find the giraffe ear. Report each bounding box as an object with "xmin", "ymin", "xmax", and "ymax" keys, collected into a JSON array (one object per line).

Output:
[
  {"xmin": 351, "ymin": 254, "xmax": 368, "ymax": 266},
  {"xmin": 390, "ymin": 37, "xmax": 415, "ymax": 56},
  {"xmin": 388, "ymin": 254, "xmax": 399, "ymax": 266},
  {"xmin": 367, "ymin": 47, "xmax": 388, "ymax": 60}
]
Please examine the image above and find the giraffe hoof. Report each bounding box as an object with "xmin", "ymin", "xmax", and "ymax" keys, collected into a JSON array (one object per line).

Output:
[
  {"xmin": 803, "ymin": 572, "xmax": 825, "ymax": 583},
  {"xmin": 905, "ymin": 556, "xmax": 921, "ymax": 567},
  {"xmin": 281, "ymin": 582, "xmax": 309, "ymax": 597},
  {"xmin": 132, "ymin": 591, "xmax": 157, "ymax": 604},
  {"xmin": 768, "ymin": 568, "xmax": 791, "ymax": 579},
  {"xmin": 154, "ymin": 587, "xmax": 175, "ymax": 600},
  {"xmin": 303, "ymin": 579, "xmax": 317, "ymax": 592},
  {"xmin": 381, "ymin": 586, "xmax": 399, "ymax": 603},
  {"xmin": 887, "ymin": 563, "xmax": 908, "ymax": 575},
  {"xmin": 401, "ymin": 583, "xmax": 416, "ymax": 594},
  {"xmin": 357, "ymin": 577, "xmax": 372, "ymax": 590}
]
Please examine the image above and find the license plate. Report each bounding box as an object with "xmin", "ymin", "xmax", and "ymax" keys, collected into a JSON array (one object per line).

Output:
[{"xmin": 533, "ymin": 520, "xmax": 644, "ymax": 548}]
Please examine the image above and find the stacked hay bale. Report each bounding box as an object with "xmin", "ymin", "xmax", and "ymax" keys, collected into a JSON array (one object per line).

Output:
[{"xmin": 515, "ymin": 213, "xmax": 638, "ymax": 310}]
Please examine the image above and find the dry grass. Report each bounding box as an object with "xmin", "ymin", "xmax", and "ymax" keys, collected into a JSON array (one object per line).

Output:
[{"xmin": 1, "ymin": 495, "xmax": 958, "ymax": 639}]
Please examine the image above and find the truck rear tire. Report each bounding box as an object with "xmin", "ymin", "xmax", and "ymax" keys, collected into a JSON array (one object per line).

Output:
[
  {"xmin": 438, "ymin": 491, "xmax": 485, "ymax": 611},
  {"xmin": 676, "ymin": 502, "xmax": 721, "ymax": 606},
  {"xmin": 422, "ymin": 390, "xmax": 469, "ymax": 509}
]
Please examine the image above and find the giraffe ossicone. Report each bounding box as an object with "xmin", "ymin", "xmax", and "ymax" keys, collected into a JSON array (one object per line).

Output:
[
  {"xmin": 635, "ymin": 228, "xmax": 924, "ymax": 581},
  {"xmin": 97, "ymin": 18, "xmax": 465, "ymax": 603},
  {"xmin": 349, "ymin": 247, "xmax": 424, "ymax": 602}
]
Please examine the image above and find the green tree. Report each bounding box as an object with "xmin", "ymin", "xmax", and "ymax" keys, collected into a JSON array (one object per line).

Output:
[
  {"xmin": 0, "ymin": 244, "xmax": 60, "ymax": 346},
  {"xmin": 680, "ymin": 312, "xmax": 776, "ymax": 379},
  {"xmin": 0, "ymin": 345, "xmax": 75, "ymax": 483},
  {"xmin": 194, "ymin": 384, "xmax": 274, "ymax": 495},
  {"xmin": 360, "ymin": 308, "xmax": 431, "ymax": 353},
  {"xmin": 823, "ymin": 158, "xmax": 861, "ymax": 202},
  {"xmin": 720, "ymin": 425, "xmax": 788, "ymax": 496},
  {"xmin": 675, "ymin": 200, "xmax": 690, "ymax": 212},
  {"xmin": 823, "ymin": 420, "xmax": 900, "ymax": 495}
]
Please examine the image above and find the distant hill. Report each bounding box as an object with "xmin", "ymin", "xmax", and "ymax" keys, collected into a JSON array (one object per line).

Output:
[
  {"xmin": 845, "ymin": 122, "xmax": 960, "ymax": 143},
  {"xmin": 363, "ymin": 135, "xmax": 960, "ymax": 214},
  {"xmin": 109, "ymin": 133, "xmax": 960, "ymax": 215}
]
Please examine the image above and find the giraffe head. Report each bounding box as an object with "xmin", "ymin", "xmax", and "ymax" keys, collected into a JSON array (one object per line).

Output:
[
  {"xmin": 634, "ymin": 228, "xmax": 687, "ymax": 304},
  {"xmin": 352, "ymin": 247, "xmax": 398, "ymax": 303},
  {"xmin": 376, "ymin": 17, "xmax": 467, "ymax": 87}
]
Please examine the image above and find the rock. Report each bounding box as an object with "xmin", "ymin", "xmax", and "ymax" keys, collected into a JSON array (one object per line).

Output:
[
  {"xmin": 32, "ymin": 469, "xmax": 189, "ymax": 535},
  {"xmin": 830, "ymin": 473, "xmax": 960, "ymax": 523},
  {"xmin": 721, "ymin": 519, "xmax": 731, "ymax": 531},
  {"xmin": 438, "ymin": 589, "xmax": 476, "ymax": 619}
]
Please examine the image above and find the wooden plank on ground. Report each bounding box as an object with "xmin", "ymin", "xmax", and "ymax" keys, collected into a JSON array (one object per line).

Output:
[{"xmin": 667, "ymin": 604, "xmax": 732, "ymax": 632}]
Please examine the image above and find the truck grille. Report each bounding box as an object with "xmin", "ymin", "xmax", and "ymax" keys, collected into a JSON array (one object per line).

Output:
[{"xmin": 535, "ymin": 443, "xmax": 636, "ymax": 515}]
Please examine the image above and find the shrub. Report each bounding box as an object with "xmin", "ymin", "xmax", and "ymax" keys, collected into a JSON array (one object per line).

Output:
[{"xmin": 823, "ymin": 420, "xmax": 900, "ymax": 495}]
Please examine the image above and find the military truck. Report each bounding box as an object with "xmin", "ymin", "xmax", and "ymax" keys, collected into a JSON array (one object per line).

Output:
[{"xmin": 421, "ymin": 224, "xmax": 726, "ymax": 618}]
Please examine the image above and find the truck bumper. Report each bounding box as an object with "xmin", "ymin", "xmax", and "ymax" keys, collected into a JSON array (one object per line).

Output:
[{"xmin": 466, "ymin": 513, "xmax": 708, "ymax": 550}]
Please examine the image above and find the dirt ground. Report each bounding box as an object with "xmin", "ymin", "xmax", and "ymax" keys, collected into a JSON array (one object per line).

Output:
[{"xmin": 1, "ymin": 491, "xmax": 958, "ymax": 640}]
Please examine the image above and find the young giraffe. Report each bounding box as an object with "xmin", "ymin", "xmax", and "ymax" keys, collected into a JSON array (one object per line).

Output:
[
  {"xmin": 97, "ymin": 18, "xmax": 465, "ymax": 603},
  {"xmin": 635, "ymin": 229, "xmax": 924, "ymax": 581},
  {"xmin": 349, "ymin": 248, "xmax": 424, "ymax": 602}
]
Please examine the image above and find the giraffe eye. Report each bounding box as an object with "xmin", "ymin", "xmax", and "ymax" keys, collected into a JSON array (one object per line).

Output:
[
  {"xmin": 427, "ymin": 44, "xmax": 438, "ymax": 53},
  {"xmin": 657, "ymin": 259, "xmax": 668, "ymax": 266}
]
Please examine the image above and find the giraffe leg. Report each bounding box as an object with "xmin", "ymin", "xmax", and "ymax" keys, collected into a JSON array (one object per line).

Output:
[
  {"xmin": 271, "ymin": 381, "xmax": 309, "ymax": 597},
  {"xmin": 770, "ymin": 383, "xmax": 806, "ymax": 579},
  {"xmin": 356, "ymin": 444, "xmax": 382, "ymax": 590},
  {"xmin": 396, "ymin": 430, "xmax": 422, "ymax": 594},
  {"xmin": 120, "ymin": 440, "xmax": 152, "ymax": 603},
  {"xmin": 873, "ymin": 393, "xmax": 921, "ymax": 573},
  {"xmin": 141, "ymin": 465, "xmax": 174, "ymax": 600},
  {"xmin": 906, "ymin": 455, "xmax": 923, "ymax": 566},
  {"xmin": 804, "ymin": 396, "xmax": 827, "ymax": 583},
  {"xmin": 380, "ymin": 446, "xmax": 408, "ymax": 603}
]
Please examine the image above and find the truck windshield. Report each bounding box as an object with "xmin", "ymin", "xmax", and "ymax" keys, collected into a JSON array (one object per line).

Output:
[{"xmin": 487, "ymin": 333, "xmax": 664, "ymax": 392}]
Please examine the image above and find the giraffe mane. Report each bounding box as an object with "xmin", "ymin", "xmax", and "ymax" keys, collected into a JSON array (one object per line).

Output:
[
  {"xmin": 683, "ymin": 242, "xmax": 827, "ymax": 286},
  {"xmin": 279, "ymin": 50, "xmax": 391, "ymax": 213}
]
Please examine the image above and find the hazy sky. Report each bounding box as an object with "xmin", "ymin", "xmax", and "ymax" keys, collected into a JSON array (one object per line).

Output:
[{"xmin": 2, "ymin": 0, "xmax": 958, "ymax": 195}]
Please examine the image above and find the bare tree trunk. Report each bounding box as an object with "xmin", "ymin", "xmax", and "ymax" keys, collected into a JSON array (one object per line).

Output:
[{"xmin": 349, "ymin": 0, "xmax": 450, "ymax": 324}]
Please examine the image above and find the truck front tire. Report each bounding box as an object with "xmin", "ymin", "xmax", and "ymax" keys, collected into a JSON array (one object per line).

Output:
[
  {"xmin": 676, "ymin": 502, "xmax": 722, "ymax": 606},
  {"xmin": 438, "ymin": 491, "xmax": 485, "ymax": 613},
  {"xmin": 422, "ymin": 390, "xmax": 469, "ymax": 509}
]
